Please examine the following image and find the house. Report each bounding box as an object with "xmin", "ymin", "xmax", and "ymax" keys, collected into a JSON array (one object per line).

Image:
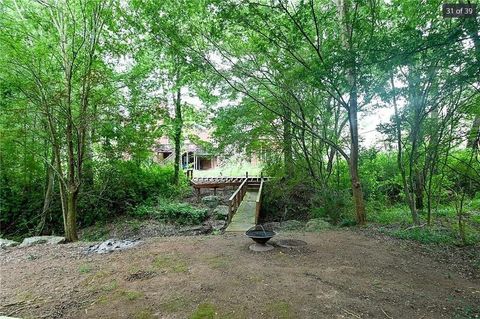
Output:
[{"xmin": 153, "ymin": 127, "xmax": 219, "ymax": 170}]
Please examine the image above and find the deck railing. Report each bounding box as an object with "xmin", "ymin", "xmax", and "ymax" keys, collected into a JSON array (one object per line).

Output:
[
  {"xmin": 255, "ymin": 178, "xmax": 264, "ymax": 225},
  {"xmin": 227, "ymin": 178, "xmax": 248, "ymax": 224}
]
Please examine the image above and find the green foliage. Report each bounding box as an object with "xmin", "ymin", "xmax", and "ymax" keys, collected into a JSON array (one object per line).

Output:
[
  {"xmin": 262, "ymin": 176, "xmax": 354, "ymax": 225},
  {"xmin": 386, "ymin": 227, "xmax": 454, "ymax": 244},
  {"xmin": 310, "ymin": 189, "xmax": 353, "ymax": 225},
  {"xmin": 81, "ymin": 222, "xmax": 110, "ymax": 242},
  {"xmin": 261, "ymin": 177, "xmax": 316, "ymax": 222},
  {"xmin": 368, "ymin": 206, "xmax": 413, "ymax": 225},
  {"xmin": 1, "ymin": 0, "xmax": 479, "ymax": 245},
  {"xmin": 377, "ymin": 222, "xmax": 480, "ymax": 246},
  {"xmin": 359, "ymin": 151, "xmax": 403, "ymax": 204},
  {"xmin": 130, "ymin": 200, "xmax": 208, "ymax": 226},
  {"xmin": 78, "ymin": 161, "xmax": 189, "ymax": 228}
]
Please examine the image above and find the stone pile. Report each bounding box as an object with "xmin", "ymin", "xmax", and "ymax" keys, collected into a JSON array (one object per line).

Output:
[{"xmin": 85, "ymin": 239, "xmax": 141, "ymax": 254}]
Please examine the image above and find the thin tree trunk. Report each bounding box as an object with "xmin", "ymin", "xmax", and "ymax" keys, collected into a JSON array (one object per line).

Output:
[
  {"xmin": 336, "ymin": 0, "xmax": 366, "ymax": 225},
  {"xmin": 391, "ymin": 75, "xmax": 419, "ymax": 224},
  {"xmin": 173, "ymin": 87, "xmax": 182, "ymax": 185},
  {"xmin": 465, "ymin": 16, "xmax": 480, "ymax": 149},
  {"xmin": 414, "ymin": 172, "xmax": 424, "ymax": 210},
  {"xmin": 467, "ymin": 116, "xmax": 480, "ymax": 149},
  {"xmin": 348, "ymin": 88, "xmax": 366, "ymax": 225},
  {"xmin": 37, "ymin": 153, "xmax": 55, "ymax": 235},
  {"xmin": 283, "ymin": 107, "xmax": 294, "ymax": 178}
]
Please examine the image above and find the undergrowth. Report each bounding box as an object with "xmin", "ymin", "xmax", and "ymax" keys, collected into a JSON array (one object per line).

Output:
[
  {"xmin": 129, "ymin": 199, "xmax": 208, "ymax": 225},
  {"xmin": 369, "ymin": 202, "xmax": 480, "ymax": 245}
]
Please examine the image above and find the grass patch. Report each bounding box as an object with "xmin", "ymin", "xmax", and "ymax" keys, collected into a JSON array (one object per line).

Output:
[
  {"xmin": 265, "ymin": 301, "xmax": 295, "ymax": 319},
  {"xmin": 203, "ymin": 255, "xmax": 231, "ymax": 269},
  {"xmin": 370, "ymin": 204, "xmax": 480, "ymax": 245},
  {"xmin": 378, "ymin": 224, "xmax": 480, "ymax": 245},
  {"xmin": 102, "ymin": 280, "xmax": 118, "ymax": 292},
  {"xmin": 134, "ymin": 309, "xmax": 154, "ymax": 319},
  {"xmin": 369, "ymin": 206, "xmax": 412, "ymax": 224},
  {"xmin": 384, "ymin": 227, "xmax": 454, "ymax": 244},
  {"xmin": 119, "ymin": 290, "xmax": 143, "ymax": 301},
  {"xmin": 161, "ymin": 296, "xmax": 191, "ymax": 313},
  {"xmin": 153, "ymin": 255, "xmax": 189, "ymax": 273},
  {"xmin": 189, "ymin": 303, "xmax": 217, "ymax": 319},
  {"xmin": 454, "ymin": 304, "xmax": 480, "ymax": 319},
  {"xmin": 95, "ymin": 295, "xmax": 110, "ymax": 305},
  {"xmin": 78, "ymin": 264, "xmax": 93, "ymax": 274}
]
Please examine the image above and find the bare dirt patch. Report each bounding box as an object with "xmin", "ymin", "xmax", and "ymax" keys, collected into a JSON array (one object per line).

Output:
[{"xmin": 1, "ymin": 230, "xmax": 479, "ymax": 318}]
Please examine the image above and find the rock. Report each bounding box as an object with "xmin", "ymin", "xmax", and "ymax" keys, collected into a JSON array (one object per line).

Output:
[
  {"xmin": 211, "ymin": 220, "xmax": 226, "ymax": 231},
  {"xmin": 85, "ymin": 239, "xmax": 140, "ymax": 254},
  {"xmin": 280, "ymin": 220, "xmax": 304, "ymax": 231},
  {"xmin": 180, "ymin": 225, "xmax": 210, "ymax": 235},
  {"xmin": 213, "ymin": 205, "xmax": 229, "ymax": 220},
  {"xmin": 261, "ymin": 222, "xmax": 281, "ymax": 231},
  {"xmin": 19, "ymin": 236, "xmax": 65, "ymax": 248},
  {"xmin": 305, "ymin": 218, "xmax": 332, "ymax": 232},
  {"xmin": 201, "ymin": 195, "xmax": 221, "ymax": 209},
  {"xmin": 0, "ymin": 238, "xmax": 19, "ymax": 248}
]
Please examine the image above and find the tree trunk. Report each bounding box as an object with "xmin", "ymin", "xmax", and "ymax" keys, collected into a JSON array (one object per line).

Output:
[
  {"xmin": 37, "ymin": 154, "xmax": 55, "ymax": 235},
  {"xmin": 391, "ymin": 74, "xmax": 419, "ymax": 224},
  {"xmin": 173, "ymin": 87, "xmax": 183, "ymax": 185},
  {"xmin": 465, "ymin": 15, "xmax": 480, "ymax": 149},
  {"xmin": 283, "ymin": 108, "xmax": 294, "ymax": 178},
  {"xmin": 336, "ymin": 0, "xmax": 366, "ymax": 225},
  {"xmin": 414, "ymin": 172, "xmax": 424, "ymax": 210},
  {"xmin": 64, "ymin": 191, "xmax": 79, "ymax": 242},
  {"xmin": 467, "ymin": 116, "xmax": 480, "ymax": 149},
  {"xmin": 348, "ymin": 88, "xmax": 366, "ymax": 225}
]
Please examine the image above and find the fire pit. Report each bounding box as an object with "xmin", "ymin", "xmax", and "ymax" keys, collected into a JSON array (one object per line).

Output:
[{"xmin": 245, "ymin": 225, "xmax": 276, "ymax": 252}]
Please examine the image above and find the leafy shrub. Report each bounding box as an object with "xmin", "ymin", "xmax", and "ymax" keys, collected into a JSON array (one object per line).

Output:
[
  {"xmin": 310, "ymin": 189, "xmax": 353, "ymax": 224},
  {"xmin": 379, "ymin": 226, "xmax": 454, "ymax": 244},
  {"xmin": 368, "ymin": 206, "xmax": 412, "ymax": 224},
  {"xmin": 379, "ymin": 223, "xmax": 480, "ymax": 245},
  {"xmin": 79, "ymin": 161, "xmax": 189, "ymax": 227},
  {"xmin": 261, "ymin": 177, "xmax": 315, "ymax": 222},
  {"xmin": 262, "ymin": 176, "xmax": 354, "ymax": 225},
  {"xmin": 130, "ymin": 200, "xmax": 208, "ymax": 225},
  {"xmin": 81, "ymin": 222, "xmax": 110, "ymax": 241}
]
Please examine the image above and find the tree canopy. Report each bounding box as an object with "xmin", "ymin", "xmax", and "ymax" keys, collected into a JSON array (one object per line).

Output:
[{"xmin": 0, "ymin": 0, "xmax": 479, "ymax": 244}]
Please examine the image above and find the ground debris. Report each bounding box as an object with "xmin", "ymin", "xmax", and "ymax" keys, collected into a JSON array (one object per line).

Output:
[{"xmin": 84, "ymin": 239, "xmax": 141, "ymax": 254}]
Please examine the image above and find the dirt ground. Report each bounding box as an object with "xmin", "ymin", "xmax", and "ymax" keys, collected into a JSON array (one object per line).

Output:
[{"xmin": 1, "ymin": 230, "xmax": 479, "ymax": 319}]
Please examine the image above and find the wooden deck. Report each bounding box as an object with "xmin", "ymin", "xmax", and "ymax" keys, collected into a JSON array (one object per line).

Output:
[{"xmin": 188, "ymin": 173, "xmax": 267, "ymax": 232}]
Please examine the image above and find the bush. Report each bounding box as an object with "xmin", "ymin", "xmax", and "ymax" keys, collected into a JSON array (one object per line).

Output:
[
  {"xmin": 261, "ymin": 177, "xmax": 314, "ymax": 222},
  {"xmin": 130, "ymin": 200, "xmax": 208, "ymax": 225},
  {"xmin": 79, "ymin": 161, "xmax": 189, "ymax": 227},
  {"xmin": 261, "ymin": 176, "xmax": 354, "ymax": 225},
  {"xmin": 382, "ymin": 226, "xmax": 455, "ymax": 244},
  {"xmin": 310, "ymin": 189, "xmax": 353, "ymax": 224},
  {"xmin": 368, "ymin": 206, "xmax": 412, "ymax": 224}
]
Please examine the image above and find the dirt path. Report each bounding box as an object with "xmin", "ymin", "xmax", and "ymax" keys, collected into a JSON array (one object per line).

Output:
[{"xmin": 1, "ymin": 230, "xmax": 479, "ymax": 319}]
